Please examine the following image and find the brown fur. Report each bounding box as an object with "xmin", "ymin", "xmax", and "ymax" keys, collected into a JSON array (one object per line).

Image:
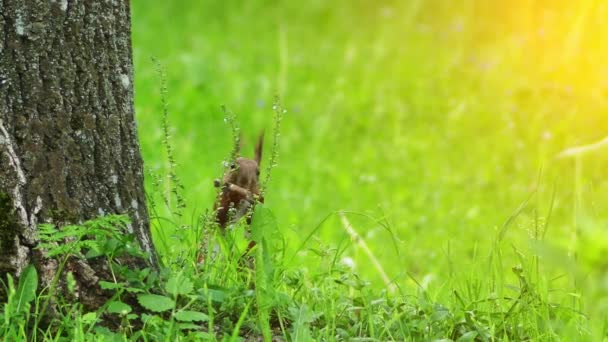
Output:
[{"xmin": 214, "ymin": 133, "xmax": 264, "ymax": 228}]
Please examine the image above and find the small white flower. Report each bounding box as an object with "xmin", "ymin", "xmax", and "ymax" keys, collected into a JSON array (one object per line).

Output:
[{"xmin": 341, "ymin": 257, "xmax": 356, "ymax": 269}]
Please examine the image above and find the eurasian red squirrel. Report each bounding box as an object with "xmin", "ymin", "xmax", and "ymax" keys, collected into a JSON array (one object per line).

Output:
[
  {"xmin": 198, "ymin": 134, "xmax": 264, "ymax": 265},
  {"xmin": 214, "ymin": 133, "xmax": 264, "ymax": 229}
]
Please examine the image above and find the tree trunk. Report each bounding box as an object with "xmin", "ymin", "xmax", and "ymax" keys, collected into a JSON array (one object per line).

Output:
[{"xmin": 0, "ymin": 0, "xmax": 156, "ymax": 303}]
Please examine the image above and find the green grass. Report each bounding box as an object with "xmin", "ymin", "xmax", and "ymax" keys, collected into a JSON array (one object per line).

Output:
[
  {"xmin": 3, "ymin": 1, "xmax": 608, "ymax": 340},
  {"xmin": 131, "ymin": 1, "xmax": 608, "ymax": 338},
  {"xmin": 130, "ymin": 0, "xmax": 608, "ymax": 339}
]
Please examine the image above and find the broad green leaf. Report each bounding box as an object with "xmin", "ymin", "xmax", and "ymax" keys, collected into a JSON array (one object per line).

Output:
[
  {"xmin": 99, "ymin": 281, "xmax": 125, "ymax": 290},
  {"xmin": 137, "ymin": 294, "xmax": 175, "ymax": 312},
  {"xmin": 174, "ymin": 310, "xmax": 209, "ymax": 322},
  {"xmin": 289, "ymin": 304, "xmax": 315, "ymax": 342},
  {"xmin": 457, "ymin": 331, "xmax": 478, "ymax": 342},
  {"xmin": 199, "ymin": 288, "xmax": 227, "ymax": 304},
  {"xmin": 85, "ymin": 247, "xmax": 103, "ymax": 259},
  {"xmin": 178, "ymin": 323, "xmax": 202, "ymax": 330},
  {"xmin": 94, "ymin": 326, "xmax": 122, "ymax": 340},
  {"xmin": 190, "ymin": 332, "xmax": 215, "ymax": 340},
  {"xmin": 250, "ymin": 204, "xmax": 278, "ymax": 244},
  {"xmin": 165, "ymin": 274, "xmax": 193, "ymax": 297},
  {"xmin": 141, "ymin": 313, "xmax": 160, "ymax": 323},
  {"xmin": 250, "ymin": 204, "xmax": 277, "ymax": 286},
  {"xmin": 81, "ymin": 312, "xmax": 98, "ymax": 324},
  {"xmin": 107, "ymin": 301, "xmax": 132, "ymax": 315},
  {"xmin": 5, "ymin": 274, "xmax": 15, "ymax": 316},
  {"xmin": 251, "ymin": 204, "xmax": 278, "ymax": 342},
  {"xmin": 15, "ymin": 265, "xmax": 38, "ymax": 314}
]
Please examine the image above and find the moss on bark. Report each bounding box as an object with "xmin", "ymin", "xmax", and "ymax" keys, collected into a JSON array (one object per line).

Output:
[{"xmin": 0, "ymin": 191, "xmax": 18, "ymax": 262}]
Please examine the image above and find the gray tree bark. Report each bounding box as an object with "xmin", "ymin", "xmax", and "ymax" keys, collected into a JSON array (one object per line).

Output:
[{"xmin": 0, "ymin": 0, "xmax": 156, "ymax": 299}]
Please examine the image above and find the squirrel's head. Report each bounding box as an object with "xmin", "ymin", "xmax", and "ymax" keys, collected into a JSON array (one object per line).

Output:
[
  {"xmin": 220, "ymin": 132, "xmax": 264, "ymax": 193},
  {"xmin": 224, "ymin": 157, "xmax": 260, "ymax": 192}
]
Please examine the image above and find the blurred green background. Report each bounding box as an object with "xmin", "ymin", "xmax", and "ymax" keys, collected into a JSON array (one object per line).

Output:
[{"xmin": 131, "ymin": 0, "xmax": 608, "ymax": 333}]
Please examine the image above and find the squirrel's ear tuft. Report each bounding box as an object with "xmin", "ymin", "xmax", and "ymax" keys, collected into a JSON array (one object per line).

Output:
[{"xmin": 255, "ymin": 130, "xmax": 264, "ymax": 165}]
